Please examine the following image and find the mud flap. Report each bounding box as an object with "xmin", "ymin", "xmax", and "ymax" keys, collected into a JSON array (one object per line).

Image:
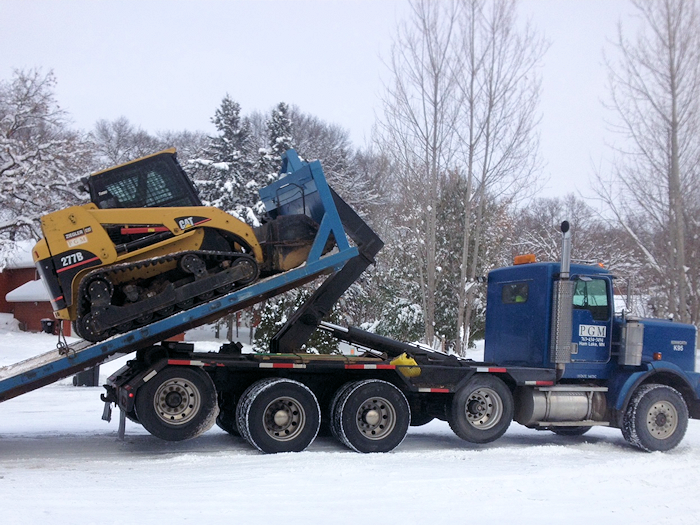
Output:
[
  {"xmin": 118, "ymin": 408, "xmax": 126, "ymax": 440},
  {"xmin": 101, "ymin": 399, "xmax": 112, "ymax": 422}
]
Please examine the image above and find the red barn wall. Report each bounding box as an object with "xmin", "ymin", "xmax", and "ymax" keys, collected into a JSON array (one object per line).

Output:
[
  {"xmin": 0, "ymin": 268, "xmax": 36, "ymax": 313},
  {"xmin": 1, "ymin": 267, "xmax": 72, "ymax": 335}
]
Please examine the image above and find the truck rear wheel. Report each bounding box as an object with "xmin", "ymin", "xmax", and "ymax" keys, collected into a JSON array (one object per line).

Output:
[
  {"xmin": 331, "ymin": 380, "xmax": 410, "ymax": 453},
  {"xmin": 135, "ymin": 366, "xmax": 218, "ymax": 441},
  {"xmin": 622, "ymin": 384, "xmax": 688, "ymax": 452},
  {"xmin": 449, "ymin": 375, "xmax": 513, "ymax": 444},
  {"xmin": 329, "ymin": 381, "xmax": 356, "ymax": 442},
  {"xmin": 236, "ymin": 378, "xmax": 320, "ymax": 453}
]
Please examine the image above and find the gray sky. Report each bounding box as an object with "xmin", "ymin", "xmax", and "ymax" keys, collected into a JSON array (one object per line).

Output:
[{"xmin": 1, "ymin": 0, "xmax": 636, "ymax": 198}]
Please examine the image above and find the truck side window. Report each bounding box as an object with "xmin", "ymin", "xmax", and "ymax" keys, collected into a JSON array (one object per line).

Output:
[
  {"xmin": 573, "ymin": 278, "xmax": 610, "ymax": 321},
  {"xmin": 502, "ymin": 282, "xmax": 528, "ymax": 304}
]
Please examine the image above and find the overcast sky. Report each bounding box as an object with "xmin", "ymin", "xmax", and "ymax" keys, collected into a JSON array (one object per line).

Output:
[{"xmin": 1, "ymin": 0, "xmax": 637, "ymax": 198}]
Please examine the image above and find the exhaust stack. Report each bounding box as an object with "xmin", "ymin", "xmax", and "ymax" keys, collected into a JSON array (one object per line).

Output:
[
  {"xmin": 560, "ymin": 220, "xmax": 571, "ymax": 279},
  {"xmin": 550, "ymin": 221, "xmax": 574, "ymax": 378}
]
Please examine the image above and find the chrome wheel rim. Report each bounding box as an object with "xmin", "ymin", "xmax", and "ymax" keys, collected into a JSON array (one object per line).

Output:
[
  {"xmin": 153, "ymin": 378, "xmax": 201, "ymax": 425},
  {"xmin": 263, "ymin": 397, "xmax": 306, "ymax": 441},
  {"xmin": 355, "ymin": 396, "xmax": 397, "ymax": 440},
  {"xmin": 646, "ymin": 400, "xmax": 678, "ymax": 440},
  {"xmin": 464, "ymin": 387, "xmax": 503, "ymax": 430}
]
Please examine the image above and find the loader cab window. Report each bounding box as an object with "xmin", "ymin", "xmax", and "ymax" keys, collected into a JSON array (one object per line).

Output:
[
  {"xmin": 573, "ymin": 278, "xmax": 610, "ymax": 321},
  {"xmin": 89, "ymin": 154, "xmax": 202, "ymax": 209}
]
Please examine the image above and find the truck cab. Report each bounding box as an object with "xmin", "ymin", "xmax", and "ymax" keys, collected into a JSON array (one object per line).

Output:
[
  {"xmin": 483, "ymin": 232, "xmax": 700, "ymax": 451},
  {"xmin": 485, "ymin": 260, "xmax": 697, "ymax": 378}
]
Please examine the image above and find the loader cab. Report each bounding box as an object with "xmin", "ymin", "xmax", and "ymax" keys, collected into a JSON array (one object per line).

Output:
[{"xmin": 87, "ymin": 149, "xmax": 202, "ymax": 209}]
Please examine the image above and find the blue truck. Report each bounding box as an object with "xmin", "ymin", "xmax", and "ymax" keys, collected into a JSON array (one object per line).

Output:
[{"xmin": 0, "ymin": 151, "xmax": 698, "ymax": 453}]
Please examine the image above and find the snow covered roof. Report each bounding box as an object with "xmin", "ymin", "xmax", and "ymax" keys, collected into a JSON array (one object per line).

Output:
[
  {"xmin": 5, "ymin": 279, "xmax": 50, "ymax": 302},
  {"xmin": 1, "ymin": 240, "xmax": 36, "ymax": 271}
]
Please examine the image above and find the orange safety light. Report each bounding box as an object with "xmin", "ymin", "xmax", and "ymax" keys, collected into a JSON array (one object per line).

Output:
[
  {"xmin": 514, "ymin": 254, "xmax": 536, "ymax": 265},
  {"xmin": 653, "ymin": 352, "xmax": 663, "ymax": 361}
]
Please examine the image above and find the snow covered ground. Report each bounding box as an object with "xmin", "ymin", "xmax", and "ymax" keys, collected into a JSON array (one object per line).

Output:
[{"xmin": 1, "ymin": 331, "xmax": 700, "ymax": 524}]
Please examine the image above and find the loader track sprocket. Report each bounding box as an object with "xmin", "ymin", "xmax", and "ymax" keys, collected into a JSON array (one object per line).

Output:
[{"xmin": 74, "ymin": 250, "xmax": 259, "ymax": 342}]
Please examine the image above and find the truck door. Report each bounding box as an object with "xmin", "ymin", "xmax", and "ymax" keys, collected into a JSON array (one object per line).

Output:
[{"xmin": 570, "ymin": 276, "xmax": 612, "ymax": 363}]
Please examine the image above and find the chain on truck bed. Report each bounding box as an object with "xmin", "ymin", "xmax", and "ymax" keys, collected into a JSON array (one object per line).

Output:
[{"xmin": 74, "ymin": 250, "xmax": 259, "ymax": 342}]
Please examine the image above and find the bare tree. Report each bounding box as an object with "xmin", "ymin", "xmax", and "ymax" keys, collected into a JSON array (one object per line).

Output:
[
  {"xmin": 598, "ymin": 0, "xmax": 700, "ymax": 323},
  {"xmin": 377, "ymin": 0, "xmax": 463, "ymax": 346},
  {"xmin": 90, "ymin": 116, "xmax": 159, "ymax": 167},
  {"xmin": 454, "ymin": 0, "xmax": 545, "ymax": 353},
  {"xmin": 376, "ymin": 0, "xmax": 544, "ymax": 351},
  {"xmin": 514, "ymin": 194, "xmax": 637, "ymax": 269}
]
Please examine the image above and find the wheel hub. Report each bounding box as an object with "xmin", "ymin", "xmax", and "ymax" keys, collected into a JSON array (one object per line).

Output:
[
  {"xmin": 165, "ymin": 391, "xmax": 183, "ymax": 408},
  {"xmin": 364, "ymin": 409, "xmax": 381, "ymax": 426},
  {"xmin": 467, "ymin": 399, "xmax": 486, "ymax": 417},
  {"xmin": 274, "ymin": 409, "xmax": 291, "ymax": 427},
  {"xmin": 464, "ymin": 387, "xmax": 503, "ymax": 430},
  {"xmin": 646, "ymin": 401, "xmax": 678, "ymax": 439},
  {"xmin": 153, "ymin": 379, "xmax": 200, "ymax": 425},
  {"xmin": 263, "ymin": 397, "xmax": 305, "ymax": 441},
  {"xmin": 355, "ymin": 397, "xmax": 396, "ymax": 440}
]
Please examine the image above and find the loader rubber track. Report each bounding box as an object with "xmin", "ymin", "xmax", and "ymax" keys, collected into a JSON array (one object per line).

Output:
[{"xmin": 74, "ymin": 250, "xmax": 259, "ymax": 342}]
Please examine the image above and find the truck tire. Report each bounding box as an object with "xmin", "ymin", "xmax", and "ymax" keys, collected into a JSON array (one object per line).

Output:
[
  {"xmin": 622, "ymin": 384, "xmax": 688, "ymax": 452},
  {"xmin": 331, "ymin": 380, "xmax": 410, "ymax": 453},
  {"xmin": 236, "ymin": 378, "xmax": 320, "ymax": 453},
  {"xmin": 449, "ymin": 375, "xmax": 513, "ymax": 444},
  {"xmin": 125, "ymin": 408, "xmax": 140, "ymax": 424},
  {"xmin": 329, "ymin": 381, "xmax": 357, "ymax": 442},
  {"xmin": 135, "ymin": 366, "xmax": 218, "ymax": 442}
]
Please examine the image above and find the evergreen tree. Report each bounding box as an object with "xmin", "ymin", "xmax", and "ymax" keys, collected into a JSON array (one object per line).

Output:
[
  {"xmin": 257, "ymin": 102, "xmax": 294, "ymax": 181},
  {"xmin": 253, "ymin": 289, "xmax": 341, "ymax": 354},
  {"xmin": 189, "ymin": 95, "xmax": 263, "ymax": 225},
  {"xmin": 267, "ymin": 102, "xmax": 293, "ymax": 162}
]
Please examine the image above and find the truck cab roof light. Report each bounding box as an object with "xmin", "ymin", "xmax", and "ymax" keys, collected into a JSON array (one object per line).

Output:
[{"xmin": 514, "ymin": 254, "xmax": 536, "ymax": 265}]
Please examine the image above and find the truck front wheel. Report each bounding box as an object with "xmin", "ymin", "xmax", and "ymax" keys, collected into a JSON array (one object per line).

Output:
[
  {"xmin": 449, "ymin": 375, "xmax": 513, "ymax": 444},
  {"xmin": 236, "ymin": 378, "xmax": 320, "ymax": 453},
  {"xmin": 331, "ymin": 380, "xmax": 410, "ymax": 453},
  {"xmin": 135, "ymin": 366, "xmax": 218, "ymax": 441},
  {"xmin": 622, "ymin": 384, "xmax": 688, "ymax": 452}
]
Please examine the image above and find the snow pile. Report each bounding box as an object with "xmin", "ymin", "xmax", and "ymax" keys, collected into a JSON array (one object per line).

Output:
[{"xmin": 0, "ymin": 312, "xmax": 19, "ymax": 331}]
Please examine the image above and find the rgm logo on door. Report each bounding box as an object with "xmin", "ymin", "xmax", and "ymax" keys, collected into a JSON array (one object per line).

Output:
[
  {"xmin": 578, "ymin": 324, "xmax": 607, "ymax": 347},
  {"xmin": 579, "ymin": 325, "xmax": 607, "ymax": 337}
]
